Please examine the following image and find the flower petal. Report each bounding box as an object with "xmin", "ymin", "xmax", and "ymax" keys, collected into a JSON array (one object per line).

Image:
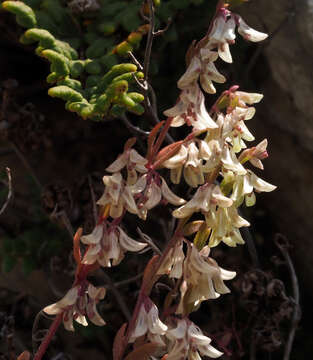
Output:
[
  {"xmin": 118, "ymin": 227, "xmax": 147, "ymax": 252},
  {"xmin": 238, "ymin": 17, "xmax": 268, "ymax": 42},
  {"xmin": 161, "ymin": 177, "xmax": 186, "ymax": 205},
  {"xmin": 106, "ymin": 154, "xmax": 127, "ymax": 173},
  {"xmin": 81, "ymin": 225, "xmax": 103, "ymax": 245}
]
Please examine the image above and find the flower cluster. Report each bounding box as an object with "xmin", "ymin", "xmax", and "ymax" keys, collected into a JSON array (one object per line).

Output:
[
  {"xmin": 38, "ymin": 3, "xmax": 276, "ymax": 360},
  {"xmin": 43, "ymin": 282, "xmax": 106, "ymax": 331}
]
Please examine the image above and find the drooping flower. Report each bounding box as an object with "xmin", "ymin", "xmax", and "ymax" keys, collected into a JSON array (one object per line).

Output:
[
  {"xmin": 129, "ymin": 297, "xmax": 168, "ymax": 346},
  {"xmin": 81, "ymin": 223, "xmax": 147, "ymax": 267},
  {"xmin": 238, "ymin": 139, "xmax": 269, "ymax": 170},
  {"xmin": 157, "ymin": 238, "xmax": 185, "ymax": 279},
  {"xmin": 106, "ymin": 147, "xmax": 147, "ymax": 185},
  {"xmin": 236, "ymin": 16, "xmax": 268, "ymax": 42},
  {"xmin": 172, "ymin": 183, "xmax": 233, "ymax": 220},
  {"xmin": 132, "ymin": 173, "xmax": 186, "ymax": 220},
  {"xmin": 206, "ymin": 13, "xmax": 236, "ymax": 63},
  {"xmin": 176, "ymin": 245, "xmax": 236, "ymax": 313},
  {"xmin": 166, "ymin": 319, "xmax": 223, "ymax": 359},
  {"xmin": 97, "ymin": 172, "xmax": 140, "ymax": 218},
  {"xmin": 43, "ymin": 282, "xmax": 106, "ymax": 331},
  {"xmin": 221, "ymin": 145, "xmax": 247, "ymax": 174},
  {"xmin": 231, "ymin": 169, "xmax": 277, "ymax": 207},
  {"xmin": 164, "ymin": 84, "xmax": 218, "ymax": 131},
  {"xmin": 177, "ymin": 50, "xmax": 226, "ymax": 94},
  {"xmin": 208, "ymin": 205, "xmax": 250, "ymax": 247}
]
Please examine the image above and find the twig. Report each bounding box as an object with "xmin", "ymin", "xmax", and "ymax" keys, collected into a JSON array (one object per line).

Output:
[
  {"xmin": 10, "ymin": 142, "xmax": 43, "ymax": 191},
  {"xmin": 127, "ymin": 51, "xmax": 143, "ymax": 70},
  {"xmin": 0, "ymin": 167, "xmax": 13, "ymax": 216},
  {"xmin": 153, "ymin": 17, "xmax": 172, "ymax": 36},
  {"xmin": 32, "ymin": 311, "xmax": 52, "ymax": 354},
  {"xmin": 240, "ymin": 225, "xmax": 260, "ymax": 269},
  {"xmin": 121, "ymin": 114, "xmax": 149, "ymax": 137},
  {"xmin": 50, "ymin": 207, "xmax": 74, "ymax": 237},
  {"xmin": 274, "ymin": 234, "xmax": 300, "ymax": 360},
  {"xmin": 115, "ymin": 272, "xmax": 143, "ymax": 288},
  {"xmin": 88, "ymin": 174, "xmax": 98, "ymax": 226},
  {"xmin": 101, "ymin": 270, "xmax": 131, "ymax": 321},
  {"xmin": 120, "ymin": 114, "xmax": 148, "ymax": 153},
  {"xmin": 143, "ymin": 0, "xmax": 155, "ymax": 83},
  {"xmin": 137, "ymin": 227, "xmax": 162, "ymax": 255}
]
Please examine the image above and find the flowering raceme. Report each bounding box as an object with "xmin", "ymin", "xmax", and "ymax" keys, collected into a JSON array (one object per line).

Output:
[{"xmin": 32, "ymin": 2, "xmax": 277, "ymax": 360}]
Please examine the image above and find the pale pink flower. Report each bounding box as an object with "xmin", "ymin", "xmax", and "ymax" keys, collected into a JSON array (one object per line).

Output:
[
  {"xmin": 43, "ymin": 282, "xmax": 106, "ymax": 331},
  {"xmin": 129, "ymin": 297, "xmax": 168, "ymax": 344},
  {"xmin": 166, "ymin": 319, "xmax": 223, "ymax": 359},
  {"xmin": 81, "ymin": 224, "xmax": 147, "ymax": 267},
  {"xmin": 220, "ymin": 107, "xmax": 256, "ymax": 141}
]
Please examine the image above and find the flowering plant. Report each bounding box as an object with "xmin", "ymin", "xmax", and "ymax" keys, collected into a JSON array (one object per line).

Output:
[{"xmin": 1, "ymin": 0, "xmax": 278, "ymax": 359}]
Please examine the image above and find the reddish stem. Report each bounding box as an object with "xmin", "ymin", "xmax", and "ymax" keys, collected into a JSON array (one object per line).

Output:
[
  {"xmin": 33, "ymin": 313, "xmax": 63, "ymax": 360},
  {"xmin": 151, "ymin": 117, "xmax": 173, "ymax": 161}
]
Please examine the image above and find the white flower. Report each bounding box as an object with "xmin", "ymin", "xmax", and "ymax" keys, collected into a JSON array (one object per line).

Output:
[
  {"xmin": 231, "ymin": 170, "xmax": 276, "ymax": 206},
  {"xmin": 163, "ymin": 141, "xmax": 212, "ymax": 187},
  {"xmin": 221, "ymin": 145, "xmax": 247, "ymax": 175},
  {"xmin": 172, "ymin": 183, "xmax": 233, "ymax": 219},
  {"xmin": 164, "ymin": 84, "xmax": 218, "ymax": 131},
  {"xmin": 238, "ymin": 139, "xmax": 269, "ymax": 170},
  {"xmin": 43, "ymin": 283, "xmax": 106, "ymax": 331},
  {"xmin": 234, "ymin": 91, "xmax": 264, "ymax": 106},
  {"xmin": 177, "ymin": 56, "xmax": 202, "ymax": 90},
  {"xmin": 129, "ymin": 297, "xmax": 168, "ymax": 343},
  {"xmin": 97, "ymin": 172, "xmax": 140, "ymax": 218},
  {"xmin": 176, "ymin": 245, "xmax": 236, "ymax": 313},
  {"xmin": 208, "ymin": 206, "xmax": 250, "ymax": 247},
  {"xmin": 106, "ymin": 148, "xmax": 147, "ymax": 185},
  {"xmin": 237, "ymin": 16, "xmax": 268, "ymax": 42},
  {"xmin": 81, "ymin": 224, "xmax": 147, "ymax": 267},
  {"xmin": 134, "ymin": 174, "xmax": 186, "ymax": 220},
  {"xmin": 157, "ymin": 239, "xmax": 185, "ymax": 278},
  {"xmin": 207, "ymin": 14, "xmax": 236, "ymax": 63},
  {"xmin": 177, "ymin": 50, "xmax": 226, "ymax": 94},
  {"xmin": 166, "ymin": 319, "xmax": 223, "ymax": 359}
]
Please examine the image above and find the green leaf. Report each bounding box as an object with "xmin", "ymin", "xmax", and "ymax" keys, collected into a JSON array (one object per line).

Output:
[
  {"xmin": 2, "ymin": 1, "xmax": 37, "ymax": 28},
  {"xmin": 48, "ymin": 85, "xmax": 84, "ymax": 102}
]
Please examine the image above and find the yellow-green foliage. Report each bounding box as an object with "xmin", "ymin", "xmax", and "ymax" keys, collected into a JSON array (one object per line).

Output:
[
  {"xmin": 1, "ymin": 0, "xmax": 146, "ymax": 120},
  {"xmin": 2, "ymin": 0, "xmax": 208, "ymax": 120}
]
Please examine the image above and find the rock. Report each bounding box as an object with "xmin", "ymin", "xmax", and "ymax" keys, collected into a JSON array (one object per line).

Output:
[{"xmin": 239, "ymin": 0, "xmax": 313, "ymax": 291}]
